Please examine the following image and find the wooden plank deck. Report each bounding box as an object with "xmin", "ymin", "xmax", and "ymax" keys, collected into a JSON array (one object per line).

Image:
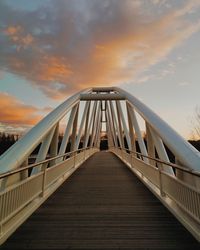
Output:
[{"xmin": 1, "ymin": 151, "xmax": 199, "ymax": 249}]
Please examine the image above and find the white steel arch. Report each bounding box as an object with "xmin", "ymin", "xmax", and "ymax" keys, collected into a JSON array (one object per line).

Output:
[
  {"xmin": 0, "ymin": 87, "xmax": 200, "ymax": 244},
  {"xmin": 0, "ymin": 88, "xmax": 91, "ymax": 174},
  {"xmin": 114, "ymin": 87, "xmax": 200, "ymax": 171}
]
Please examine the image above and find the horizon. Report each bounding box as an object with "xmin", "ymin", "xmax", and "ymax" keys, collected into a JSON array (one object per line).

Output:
[{"xmin": 0, "ymin": 0, "xmax": 200, "ymax": 139}]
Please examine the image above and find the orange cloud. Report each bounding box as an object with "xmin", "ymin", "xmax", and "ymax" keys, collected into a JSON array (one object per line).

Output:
[
  {"xmin": 51, "ymin": 1, "xmax": 200, "ymax": 91},
  {"xmin": 1, "ymin": 0, "xmax": 200, "ymax": 98},
  {"xmin": 39, "ymin": 56, "xmax": 72, "ymax": 82},
  {"xmin": 4, "ymin": 25, "xmax": 34, "ymax": 50},
  {"xmin": 69, "ymin": 10, "xmax": 200, "ymax": 89},
  {"xmin": 0, "ymin": 93, "xmax": 42, "ymax": 126},
  {"xmin": 4, "ymin": 25, "xmax": 22, "ymax": 35}
]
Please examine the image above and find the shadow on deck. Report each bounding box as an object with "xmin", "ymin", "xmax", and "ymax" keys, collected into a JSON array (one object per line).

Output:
[{"xmin": 1, "ymin": 152, "xmax": 199, "ymax": 249}]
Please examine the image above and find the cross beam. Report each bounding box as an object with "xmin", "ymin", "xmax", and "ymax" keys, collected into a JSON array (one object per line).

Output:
[{"xmin": 80, "ymin": 93, "xmax": 125, "ymax": 100}]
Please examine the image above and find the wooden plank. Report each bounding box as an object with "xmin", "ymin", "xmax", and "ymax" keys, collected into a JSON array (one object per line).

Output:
[{"xmin": 1, "ymin": 152, "xmax": 199, "ymax": 249}]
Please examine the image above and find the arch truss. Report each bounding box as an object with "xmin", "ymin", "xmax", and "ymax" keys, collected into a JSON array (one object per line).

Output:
[{"xmin": 0, "ymin": 87, "xmax": 200, "ymax": 243}]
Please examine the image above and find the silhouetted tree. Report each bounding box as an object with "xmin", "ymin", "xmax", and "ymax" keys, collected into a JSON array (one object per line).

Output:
[
  {"xmin": 0, "ymin": 132, "xmax": 18, "ymax": 155},
  {"xmin": 191, "ymin": 106, "xmax": 200, "ymax": 139}
]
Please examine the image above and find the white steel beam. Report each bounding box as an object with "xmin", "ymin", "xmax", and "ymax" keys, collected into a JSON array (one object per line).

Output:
[
  {"xmin": 92, "ymin": 87, "xmax": 115, "ymax": 92},
  {"xmin": 145, "ymin": 122, "xmax": 156, "ymax": 167},
  {"xmin": 84, "ymin": 101, "xmax": 97, "ymax": 148},
  {"xmin": 107, "ymin": 102, "xmax": 118, "ymax": 147},
  {"xmin": 31, "ymin": 125, "xmax": 56, "ymax": 175},
  {"xmin": 116, "ymin": 101, "xmax": 131, "ymax": 150},
  {"xmin": 70, "ymin": 104, "xmax": 79, "ymax": 152},
  {"xmin": 127, "ymin": 104, "xmax": 148, "ymax": 163},
  {"xmin": 94, "ymin": 108, "xmax": 102, "ymax": 148},
  {"xmin": 115, "ymin": 101, "xmax": 125, "ymax": 149},
  {"xmin": 49, "ymin": 123, "xmax": 59, "ymax": 167},
  {"xmin": 148, "ymin": 125, "xmax": 174, "ymax": 175},
  {"xmin": 0, "ymin": 88, "xmax": 92, "ymax": 173},
  {"xmin": 90, "ymin": 102, "xmax": 101, "ymax": 147},
  {"xmin": 105, "ymin": 103, "xmax": 115, "ymax": 148},
  {"xmin": 115, "ymin": 87, "xmax": 200, "ymax": 171},
  {"xmin": 97, "ymin": 119, "xmax": 102, "ymax": 148},
  {"xmin": 75, "ymin": 101, "xmax": 90, "ymax": 150},
  {"xmin": 83, "ymin": 101, "xmax": 91, "ymax": 148},
  {"xmin": 80, "ymin": 93, "xmax": 125, "ymax": 100},
  {"xmin": 105, "ymin": 111, "xmax": 113, "ymax": 148},
  {"xmin": 58, "ymin": 104, "xmax": 79, "ymax": 155},
  {"xmin": 109, "ymin": 101, "xmax": 121, "ymax": 148},
  {"xmin": 126, "ymin": 102, "xmax": 136, "ymax": 152},
  {"xmin": 94, "ymin": 105, "xmax": 102, "ymax": 147}
]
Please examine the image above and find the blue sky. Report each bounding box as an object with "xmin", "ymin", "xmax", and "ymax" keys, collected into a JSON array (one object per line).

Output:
[{"xmin": 0, "ymin": 0, "xmax": 200, "ymax": 138}]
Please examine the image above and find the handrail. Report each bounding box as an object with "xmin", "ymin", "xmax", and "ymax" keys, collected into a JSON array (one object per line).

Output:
[
  {"xmin": 0, "ymin": 88, "xmax": 92, "ymax": 174},
  {"xmin": 0, "ymin": 147, "xmax": 92, "ymax": 180},
  {"xmin": 113, "ymin": 147, "xmax": 200, "ymax": 178},
  {"xmin": 113, "ymin": 87, "xmax": 200, "ymax": 172}
]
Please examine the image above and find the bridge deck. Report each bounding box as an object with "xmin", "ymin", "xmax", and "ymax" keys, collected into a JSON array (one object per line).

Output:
[{"xmin": 1, "ymin": 152, "xmax": 199, "ymax": 249}]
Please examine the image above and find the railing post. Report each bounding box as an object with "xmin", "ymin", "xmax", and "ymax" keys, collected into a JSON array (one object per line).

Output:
[
  {"xmin": 0, "ymin": 209, "xmax": 3, "ymax": 237},
  {"xmin": 121, "ymin": 148, "xmax": 123, "ymax": 160},
  {"xmin": 84, "ymin": 149, "xmax": 86, "ymax": 161},
  {"xmin": 0, "ymin": 224, "xmax": 2, "ymax": 238},
  {"xmin": 41, "ymin": 163, "xmax": 47, "ymax": 197},
  {"xmin": 131, "ymin": 153, "xmax": 133, "ymax": 169},
  {"xmin": 73, "ymin": 152, "xmax": 76, "ymax": 168},
  {"xmin": 158, "ymin": 165, "xmax": 165, "ymax": 197}
]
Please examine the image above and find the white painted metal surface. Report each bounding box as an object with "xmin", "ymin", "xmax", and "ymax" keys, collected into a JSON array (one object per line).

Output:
[
  {"xmin": 0, "ymin": 86, "xmax": 200, "ymax": 244},
  {"xmin": 0, "ymin": 88, "xmax": 92, "ymax": 173},
  {"xmin": 114, "ymin": 87, "xmax": 200, "ymax": 171},
  {"xmin": 0, "ymin": 148, "xmax": 98, "ymax": 245},
  {"xmin": 110, "ymin": 147, "xmax": 200, "ymax": 241}
]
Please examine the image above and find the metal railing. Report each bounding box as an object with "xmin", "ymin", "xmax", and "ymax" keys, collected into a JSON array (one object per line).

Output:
[
  {"xmin": 0, "ymin": 147, "xmax": 93, "ymax": 179},
  {"xmin": 112, "ymin": 147, "xmax": 200, "ymax": 177},
  {"xmin": 1, "ymin": 85, "xmax": 200, "ymax": 243},
  {"xmin": 0, "ymin": 147, "xmax": 98, "ymax": 245},
  {"xmin": 111, "ymin": 146, "xmax": 200, "ymax": 241}
]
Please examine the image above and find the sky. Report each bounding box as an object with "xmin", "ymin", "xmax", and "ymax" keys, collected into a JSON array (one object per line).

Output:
[{"xmin": 0, "ymin": 0, "xmax": 200, "ymax": 138}]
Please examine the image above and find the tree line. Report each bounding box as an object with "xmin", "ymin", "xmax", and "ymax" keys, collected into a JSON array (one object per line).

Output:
[
  {"xmin": 0, "ymin": 132, "xmax": 199, "ymax": 157},
  {"xmin": 0, "ymin": 132, "xmax": 19, "ymax": 155}
]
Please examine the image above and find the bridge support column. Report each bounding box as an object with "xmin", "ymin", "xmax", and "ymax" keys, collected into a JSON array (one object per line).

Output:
[
  {"xmin": 146, "ymin": 122, "xmax": 156, "ymax": 167},
  {"xmin": 20, "ymin": 158, "xmax": 29, "ymax": 179},
  {"xmin": 49, "ymin": 123, "xmax": 59, "ymax": 167},
  {"xmin": 126, "ymin": 102, "xmax": 136, "ymax": 152},
  {"xmin": 105, "ymin": 103, "xmax": 114, "ymax": 149},
  {"xmin": 83, "ymin": 101, "xmax": 91, "ymax": 148},
  {"xmin": 75, "ymin": 101, "xmax": 90, "ymax": 150},
  {"xmin": 115, "ymin": 101, "xmax": 125, "ymax": 149},
  {"xmin": 110, "ymin": 101, "xmax": 122, "ymax": 148},
  {"xmin": 127, "ymin": 104, "xmax": 148, "ymax": 163},
  {"xmin": 70, "ymin": 103, "xmax": 79, "ymax": 152},
  {"xmin": 84, "ymin": 101, "xmax": 97, "ymax": 148},
  {"xmin": 106, "ymin": 102, "xmax": 118, "ymax": 148},
  {"xmin": 59, "ymin": 104, "xmax": 79, "ymax": 157},
  {"xmin": 148, "ymin": 125, "xmax": 174, "ymax": 175},
  {"xmin": 116, "ymin": 101, "xmax": 131, "ymax": 150},
  {"xmin": 95, "ymin": 109, "xmax": 102, "ymax": 148},
  {"xmin": 32, "ymin": 125, "xmax": 56, "ymax": 175},
  {"xmin": 90, "ymin": 102, "xmax": 101, "ymax": 147}
]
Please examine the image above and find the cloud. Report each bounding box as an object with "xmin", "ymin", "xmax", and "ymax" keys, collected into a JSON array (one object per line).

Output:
[
  {"xmin": 178, "ymin": 81, "xmax": 190, "ymax": 86},
  {"xmin": 136, "ymin": 74, "xmax": 155, "ymax": 84},
  {"xmin": 3, "ymin": 25, "xmax": 34, "ymax": 51},
  {"xmin": 0, "ymin": 0, "xmax": 200, "ymax": 98},
  {"xmin": 4, "ymin": 25, "xmax": 22, "ymax": 35},
  {"xmin": 0, "ymin": 92, "xmax": 42, "ymax": 128},
  {"xmin": 0, "ymin": 70, "xmax": 4, "ymax": 79},
  {"xmin": 151, "ymin": 0, "xmax": 167, "ymax": 6}
]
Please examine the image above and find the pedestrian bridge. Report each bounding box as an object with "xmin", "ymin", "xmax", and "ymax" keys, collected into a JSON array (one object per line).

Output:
[{"xmin": 0, "ymin": 87, "xmax": 200, "ymax": 249}]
